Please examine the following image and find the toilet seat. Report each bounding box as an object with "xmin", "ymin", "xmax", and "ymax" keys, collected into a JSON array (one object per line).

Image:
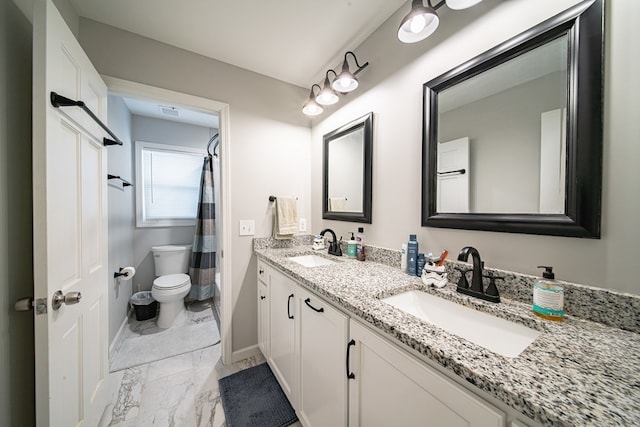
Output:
[{"xmin": 153, "ymin": 273, "xmax": 190, "ymax": 290}]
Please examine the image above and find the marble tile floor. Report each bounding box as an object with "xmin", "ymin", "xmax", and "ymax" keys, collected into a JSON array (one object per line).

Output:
[
  {"xmin": 110, "ymin": 300, "xmax": 221, "ymax": 373},
  {"xmin": 101, "ymin": 341, "xmax": 269, "ymax": 426},
  {"xmin": 102, "ymin": 300, "xmax": 301, "ymax": 426},
  {"xmin": 119, "ymin": 299, "xmax": 217, "ymax": 341}
]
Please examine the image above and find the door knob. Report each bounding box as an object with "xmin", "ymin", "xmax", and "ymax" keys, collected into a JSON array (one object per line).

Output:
[{"xmin": 52, "ymin": 290, "xmax": 82, "ymax": 310}]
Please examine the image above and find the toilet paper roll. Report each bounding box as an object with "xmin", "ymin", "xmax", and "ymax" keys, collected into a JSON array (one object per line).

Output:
[{"xmin": 119, "ymin": 266, "xmax": 136, "ymax": 281}]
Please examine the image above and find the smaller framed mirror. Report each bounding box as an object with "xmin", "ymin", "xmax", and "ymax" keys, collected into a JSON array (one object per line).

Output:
[{"xmin": 323, "ymin": 112, "xmax": 373, "ymax": 223}]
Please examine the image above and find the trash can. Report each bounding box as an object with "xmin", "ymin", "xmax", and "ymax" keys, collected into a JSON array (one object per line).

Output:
[{"xmin": 130, "ymin": 291, "xmax": 158, "ymax": 321}]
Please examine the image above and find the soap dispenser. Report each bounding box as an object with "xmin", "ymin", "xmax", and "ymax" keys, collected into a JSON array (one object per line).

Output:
[
  {"xmin": 347, "ymin": 232, "xmax": 358, "ymax": 259},
  {"xmin": 533, "ymin": 266, "xmax": 564, "ymax": 321}
]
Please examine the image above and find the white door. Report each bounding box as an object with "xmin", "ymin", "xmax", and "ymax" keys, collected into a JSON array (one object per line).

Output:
[
  {"xmin": 257, "ymin": 260, "xmax": 270, "ymax": 358},
  {"xmin": 298, "ymin": 288, "xmax": 348, "ymax": 427},
  {"xmin": 437, "ymin": 137, "xmax": 470, "ymax": 213},
  {"xmin": 33, "ymin": 0, "xmax": 110, "ymax": 425},
  {"xmin": 268, "ymin": 268, "xmax": 297, "ymax": 406},
  {"xmin": 539, "ymin": 108, "xmax": 567, "ymax": 214}
]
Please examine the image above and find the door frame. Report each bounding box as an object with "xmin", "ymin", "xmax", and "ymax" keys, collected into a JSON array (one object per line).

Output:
[{"xmin": 104, "ymin": 76, "xmax": 233, "ymax": 364}]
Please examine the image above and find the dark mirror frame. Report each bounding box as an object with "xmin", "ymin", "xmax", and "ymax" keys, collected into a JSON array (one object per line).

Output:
[
  {"xmin": 422, "ymin": 0, "xmax": 604, "ymax": 238},
  {"xmin": 323, "ymin": 112, "xmax": 373, "ymax": 224}
]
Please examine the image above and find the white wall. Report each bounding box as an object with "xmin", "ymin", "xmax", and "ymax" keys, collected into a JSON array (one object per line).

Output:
[
  {"xmin": 130, "ymin": 114, "xmax": 213, "ymax": 293},
  {"xmin": 107, "ymin": 95, "xmax": 135, "ymax": 344},
  {"xmin": 312, "ymin": 0, "xmax": 640, "ymax": 295},
  {"xmin": 0, "ymin": 1, "xmax": 35, "ymax": 425}
]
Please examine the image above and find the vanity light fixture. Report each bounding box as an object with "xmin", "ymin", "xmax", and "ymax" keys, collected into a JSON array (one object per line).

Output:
[
  {"xmin": 316, "ymin": 70, "xmax": 340, "ymax": 106},
  {"xmin": 332, "ymin": 51, "xmax": 369, "ymax": 93},
  {"xmin": 397, "ymin": 0, "xmax": 483, "ymax": 43},
  {"xmin": 302, "ymin": 84, "xmax": 324, "ymax": 116},
  {"xmin": 302, "ymin": 51, "xmax": 369, "ymax": 116}
]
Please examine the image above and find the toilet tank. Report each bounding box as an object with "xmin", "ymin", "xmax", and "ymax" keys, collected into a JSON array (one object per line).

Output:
[{"xmin": 152, "ymin": 244, "xmax": 192, "ymax": 276}]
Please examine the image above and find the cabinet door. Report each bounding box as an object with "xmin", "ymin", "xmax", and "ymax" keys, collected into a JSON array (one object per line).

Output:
[
  {"xmin": 349, "ymin": 320, "xmax": 504, "ymax": 427},
  {"xmin": 298, "ymin": 289, "xmax": 349, "ymax": 427},
  {"xmin": 268, "ymin": 268, "xmax": 298, "ymax": 406},
  {"xmin": 257, "ymin": 261, "xmax": 270, "ymax": 358}
]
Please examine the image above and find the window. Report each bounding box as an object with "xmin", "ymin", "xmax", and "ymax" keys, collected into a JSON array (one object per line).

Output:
[{"xmin": 135, "ymin": 141, "xmax": 205, "ymax": 227}]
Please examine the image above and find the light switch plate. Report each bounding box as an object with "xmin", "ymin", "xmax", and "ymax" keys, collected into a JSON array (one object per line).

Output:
[
  {"xmin": 299, "ymin": 218, "xmax": 307, "ymax": 232},
  {"xmin": 239, "ymin": 220, "xmax": 255, "ymax": 236}
]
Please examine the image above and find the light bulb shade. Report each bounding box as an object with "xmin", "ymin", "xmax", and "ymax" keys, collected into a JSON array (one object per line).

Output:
[
  {"xmin": 331, "ymin": 60, "xmax": 358, "ymax": 92},
  {"xmin": 397, "ymin": 1, "xmax": 440, "ymax": 43},
  {"xmin": 316, "ymin": 77, "xmax": 339, "ymax": 105},
  {"xmin": 302, "ymin": 85, "xmax": 324, "ymax": 116},
  {"xmin": 332, "ymin": 72, "xmax": 358, "ymax": 93},
  {"xmin": 302, "ymin": 99, "xmax": 323, "ymax": 116},
  {"xmin": 446, "ymin": 0, "xmax": 482, "ymax": 10}
]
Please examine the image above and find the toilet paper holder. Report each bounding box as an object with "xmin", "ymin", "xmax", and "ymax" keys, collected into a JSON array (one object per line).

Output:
[{"xmin": 114, "ymin": 267, "xmax": 134, "ymax": 279}]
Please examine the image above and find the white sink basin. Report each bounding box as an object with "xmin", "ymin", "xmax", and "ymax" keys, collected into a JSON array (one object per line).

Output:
[
  {"xmin": 382, "ymin": 290, "xmax": 540, "ymax": 358},
  {"xmin": 288, "ymin": 254, "xmax": 337, "ymax": 268}
]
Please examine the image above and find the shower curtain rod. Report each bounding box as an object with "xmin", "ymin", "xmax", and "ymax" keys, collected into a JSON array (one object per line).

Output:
[
  {"xmin": 50, "ymin": 92, "xmax": 124, "ymax": 146},
  {"xmin": 207, "ymin": 133, "xmax": 220, "ymax": 157}
]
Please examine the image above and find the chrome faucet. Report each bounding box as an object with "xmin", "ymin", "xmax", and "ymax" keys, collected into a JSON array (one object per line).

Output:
[
  {"xmin": 456, "ymin": 246, "xmax": 500, "ymax": 303},
  {"xmin": 320, "ymin": 228, "xmax": 342, "ymax": 256}
]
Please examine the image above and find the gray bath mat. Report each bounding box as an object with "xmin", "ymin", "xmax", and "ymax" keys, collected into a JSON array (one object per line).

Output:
[
  {"xmin": 219, "ymin": 363, "xmax": 298, "ymax": 427},
  {"xmin": 110, "ymin": 321, "xmax": 220, "ymax": 372}
]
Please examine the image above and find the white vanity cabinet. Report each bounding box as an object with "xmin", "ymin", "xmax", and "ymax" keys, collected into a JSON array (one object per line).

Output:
[
  {"xmin": 257, "ymin": 260, "xmax": 270, "ymax": 358},
  {"xmin": 258, "ymin": 258, "xmax": 507, "ymax": 427},
  {"xmin": 298, "ymin": 287, "xmax": 349, "ymax": 427},
  {"xmin": 348, "ymin": 320, "xmax": 505, "ymax": 427},
  {"xmin": 267, "ymin": 267, "xmax": 298, "ymax": 406}
]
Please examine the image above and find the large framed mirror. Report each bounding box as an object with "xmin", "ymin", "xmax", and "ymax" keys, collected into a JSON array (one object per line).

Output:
[
  {"xmin": 323, "ymin": 112, "xmax": 373, "ymax": 223},
  {"xmin": 422, "ymin": 0, "xmax": 603, "ymax": 238}
]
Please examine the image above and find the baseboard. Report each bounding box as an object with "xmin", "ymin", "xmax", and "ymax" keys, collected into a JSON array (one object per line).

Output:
[
  {"xmin": 109, "ymin": 307, "xmax": 132, "ymax": 360},
  {"xmin": 231, "ymin": 344, "xmax": 260, "ymax": 363}
]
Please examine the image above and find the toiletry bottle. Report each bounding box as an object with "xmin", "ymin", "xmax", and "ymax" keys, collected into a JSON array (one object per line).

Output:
[
  {"xmin": 407, "ymin": 234, "xmax": 419, "ymax": 276},
  {"xmin": 356, "ymin": 227, "xmax": 365, "ymax": 261},
  {"xmin": 416, "ymin": 253, "xmax": 426, "ymax": 277},
  {"xmin": 400, "ymin": 243, "xmax": 408, "ymax": 272},
  {"xmin": 347, "ymin": 232, "xmax": 357, "ymax": 258},
  {"xmin": 533, "ymin": 266, "xmax": 564, "ymax": 321}
]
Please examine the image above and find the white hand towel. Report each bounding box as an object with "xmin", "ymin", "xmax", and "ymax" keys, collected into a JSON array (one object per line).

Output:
[
  {"xmin": 274, "ymin": 197, "xmax": 298, "ymax": 240},
  {"xmin": 329, "ymin": 197, "xmax": 346, "ymax": 211}
]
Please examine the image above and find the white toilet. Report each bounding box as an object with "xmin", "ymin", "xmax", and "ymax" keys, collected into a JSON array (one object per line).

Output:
[{"xmin": 151, "ymin": 244, "xmax": 192, "ymax": 329}]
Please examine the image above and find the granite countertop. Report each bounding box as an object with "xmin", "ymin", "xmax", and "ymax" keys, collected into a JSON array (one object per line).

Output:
[{"xmin": 255, "ymin": 245, "xmax": 640, "ymax": 427}]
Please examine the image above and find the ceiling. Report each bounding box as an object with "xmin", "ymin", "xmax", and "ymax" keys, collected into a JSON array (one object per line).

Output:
[
  {"xmin": 122, "ymin": 96, "xmax": 220, "ymax": 129},
  {"xmin": 69, "ymin": 0, "xmax": 408, "ymax": 88}
]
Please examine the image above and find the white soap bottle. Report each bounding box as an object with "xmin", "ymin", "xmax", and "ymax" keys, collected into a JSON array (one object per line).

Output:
[{"xmin": 533, "ymin": 266, "xmax": 564, "ymax": 321}]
